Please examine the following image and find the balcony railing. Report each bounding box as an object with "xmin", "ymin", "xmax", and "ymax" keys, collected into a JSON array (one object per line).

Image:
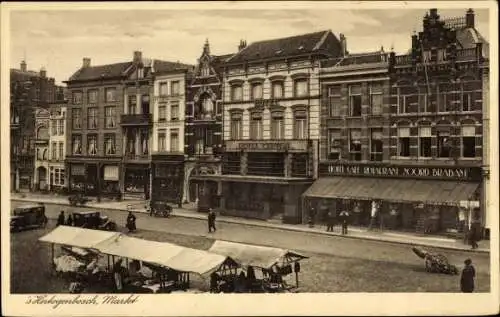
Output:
[
  {"xmin": 121, "ymin": 114, "xmax": 152, "ymax": 126},
  {"xmin": 456, "ymin": 48, "xmax": 478, "ymax": 61},
  {"xmin": 394, "ymin": 54, "xmax": 411, "ymax": 65}
]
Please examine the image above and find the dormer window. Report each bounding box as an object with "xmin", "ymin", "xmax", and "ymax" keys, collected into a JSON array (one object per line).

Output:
[
  {"xmin": 138, "ymin": 67, "xmax": 144, "ymax": 79},
  {"xmin": 201, "ymin": 63, "xmax": 210, "ymax": 77}
]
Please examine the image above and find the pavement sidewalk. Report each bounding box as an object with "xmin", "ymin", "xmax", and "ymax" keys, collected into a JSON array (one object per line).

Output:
[{"xmin": 10, "ymin": 192, "xmax": 490, "ymax": 254}]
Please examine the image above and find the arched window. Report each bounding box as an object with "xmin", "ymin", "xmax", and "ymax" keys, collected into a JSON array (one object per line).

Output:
[
  {"xmin": 293, "ymin": 109, "xmax": 307, "ymax": 139},
  {"xmin": 201, "ymin": 94, "xmax": 214, "ymax": 119},
  {"xmin": 250, "ymin": 112, "xmax": 263, "ymax": 140}
]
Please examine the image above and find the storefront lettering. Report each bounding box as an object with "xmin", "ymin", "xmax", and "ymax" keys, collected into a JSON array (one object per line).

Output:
[
  {"xmin": 323, "ymin": 163, "xmax": 477, "ymax": 181},
  {"xmin": 238, "ymin": 142, "xmax": 288, "ymax": 151}
]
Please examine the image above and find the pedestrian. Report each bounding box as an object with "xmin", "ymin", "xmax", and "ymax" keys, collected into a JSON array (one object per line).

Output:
[
  {"xmin": 126, "ymin": 211, "xmax": 136, "ymax": 232},
  {"xmin": 208, "ymin": 208, "xmax": 217, "ymax": 233},
  {"xmin": 460, "ymin": 258, "xmax": 475, "ymax": 293},
  {"xmin": 308, "ymin": 207, "xmax": 316, "ymax": 228},
  {"xmin": 339, "ymin": 209, "xmax": 350, "ymax": 235},
  {"xmin": 57, "ymin": 210, "xmax": 65, "ymax": 226},
  {"xmin": 113, "ymin": 258, "xmax": 125, "ymax": 293},
  {"xmin": 148, "ymin": 201, "xmax": 154, "ymax": 217},
  {"xmin": 326, "ymin": 210, "xmax": 335, "ymax": 232},
  {"xmin": 66, "ymin": 213, "xmax": 73, "ymax": 226}
]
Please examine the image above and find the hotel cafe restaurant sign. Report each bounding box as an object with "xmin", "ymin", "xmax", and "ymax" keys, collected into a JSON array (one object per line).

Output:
[{"xmin": 318, "ymin": 163, "xmax": 482, "ymax": 182}]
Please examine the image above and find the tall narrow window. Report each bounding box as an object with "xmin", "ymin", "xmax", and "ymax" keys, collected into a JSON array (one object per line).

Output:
[
  {"xmin": 250, "ymin": 112, "xmax": 263, "ymax": 140},
  {"xmin": 158, "ymin": 130, "xmax": 166, "ymax": 152},
  {"xmin": 398, "ymin": 127, "xmax": 410, "ymax": 157},
  {"xmin": 461, "ymin": 126, "xmax": 476, "ymax": 158},
  {"xmin": 370, "ymin": 129, "xmax": 383, "ymax": 161},
  {"xmin": 201, "ymin": 63, "xmax": 210, "ymax": 77},
  {"xmin": 105, "ymin": 88, "xmax": 117, "ymax": 102},
  {"xmin": 88, "ymin": 90, "xmax": 98, "ymax": 104},
  {"xmin": 58, "ymin": 119, "xmax": 64, "ymax": 135},
  {"xmin": 398, "ymin": 89, "xmax": 409, "ymax": 114},
  {"xmin": 419, "ymin": 127, "xmax": 432, "ymax": 157},
  {"xmin": 141, "ymin": 95, "xmax": 150, "ymax": 114},
  {"xmin": 58, "ymin": 142, "xmax": 64, "ymax": 160},
  {"xmin": 328, "ymin": 85, "xmax": 341, "ymax": 117},
  {"xmin": 461, "ymin": 82, "xmax": 474, "ymax": 112},
  {"xmin": 349, "ymin": 84, "xmax": 362, "ymax": 116},
  {"xmin": 251, "ymin": 83, "xmax": 263, "ymax": 100},
  {"xmin": 159, "ymin": 83, "xmax": 168, "ymax": 96},
  {"xmin": 272, "ymin": 81, "xmax": 284, "ymax": 98},
  {"xmin": 128, "ymin": 95, "xmax": 137, "ymax": 114},
  {"xmin": 170, "ymin": 129, "xmax": 179, "ymax": 152},
  {"xmin": 437, "ymin": 131, "xmax": 451, "ymax": 158},
  {"xmin": 105, "ymin": 106, "xmax": 116, "ymax": 128},
  {"xmin": 418, "ymin": 89, "xmax": 428, "ymax": 113},
  {"xmin": 158, "ymin": 105, "xmax": 166, "ymax": 122},
  {"xmin": 52, "ymin": 142, "xmax": 57, "ymax": 160},
  {"xmin": 349, "ymin": 129, "xmax": 362, "ymax": 161},
  {"xmin": 104, "ymin": 134, "xmax": 116, "ymax": 155},
  {"xmin": 231, "ymin": 84, "xmax": 243, "ymax": 101},
  {"xmin": 328, "ymin": 129, "xmax": 342, "ymax": 160},
  {"xmin": 51, "ymin": 120, "xmax": 57, "ymax": 135},
  {"xmin": 202, "ymin": 96, "xmax": 214, "ymax": 119},
  {"xmin": 271, "ymin": 111, "xmax": 284, "ymax": 139},
  {"xmin": 230, "ymin": 113, "xmax": 242, "ymax": 140},
  {"xmin": 140, "ymin": 129, "xmax": 149, "ymax": 155},
  {"xmin": 171, "ymin": 81, "xmax": 180, "ymax": 96},
  {"xmin": 72, "ymin": 109, "xmax": 81, "ymax": 129},
  {"xmin": 72, "ymin": 91, "xmax": 82, "ymax": 104},
  {"xmin": 294, "ymin": 110, "xmax": 307, "ymax": 139},
  {"xmin": 87, "ymin": 107, "xmax": 98, "ymax": 129},
  {"xmin": 370, "ymin": 83, "xmax": 383, "ymax": 115},
  {"xmin": 72, "ymin": 135, "xmax": 82, "ymax": 155},
  {"xmin": 171, "ymin": 103, "xmax": 179, "ymax": 121},
  {"xmin": 438, "ymin": 83, "xmax": 452, "ymax": 112},
  {"xmin": 294, "ymin": 79, "xmax": 308, "ymax": 97},
  {"xmin": 87, "ymin": 135, "xmax": 98, "ymax": 156},
  {"xmin": 127, "ymin": 130, "xmax": 136, "ymax": 155}
]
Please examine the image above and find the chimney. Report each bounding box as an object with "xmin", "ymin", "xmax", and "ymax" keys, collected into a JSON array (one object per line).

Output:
[
  {"xmin": 238, "ymin": 40, "xmax": 247, "ymax": 51},
  {"xmin": 133, "ymin": 51, "xmax": 142, "ymax": 63},
  {"xmin": 339, "ymin": 33, "xmax": 347, "ymax": 56},
  {"xmin": 429, "ymin": 8, "xmax": 438, "ymax": 17},
  {"xmin": 40, "ymin": 67, "xmax": 46, "ymax": 78},
  {"xmin": 82, "ymin": 58, "xmax": 91, "ymax": 68},
  {"xmin": 466, "ymin": 8, "xmax": 475, "ymax": 28},
  {"xmin": 20, "ymin": 60, "xmax": 27, "ymax": 72}
]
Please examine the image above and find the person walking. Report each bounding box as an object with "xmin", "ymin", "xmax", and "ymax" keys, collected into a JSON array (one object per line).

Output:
[
  {"xmin": 66, "ymin": 213, "xmax": 74, "ymax": 226},
  {"xmin": 208, "ymin": 208, "xmax": 217, "ymax": 233},
  {"xmin": 126, "ymin": 211, "xmax": 137, "ymax": 233},
  {"xmin": 57, "ymin": 211, "xmax": 65, "ymax": 226},
  {"xmin": 326, "ymin": 210, "xmax": 335, "ymax": 232},
  {"xmin": 339, "ymin": 209, "xmax": 350, "ymax": 235},
  {"xmin": 460, "ymin": 258, "xmax": 475, "ymax": 293}
]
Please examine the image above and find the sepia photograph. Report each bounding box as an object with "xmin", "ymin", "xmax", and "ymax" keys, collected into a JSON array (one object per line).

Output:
[{"xmin": 1, "ymin": 1, "xmax": 498, "ymax": 316}]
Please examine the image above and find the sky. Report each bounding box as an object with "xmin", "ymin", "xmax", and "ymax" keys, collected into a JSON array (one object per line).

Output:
[{"xmin": 8, "ymin": 4, "xmax": 491, "ymax": 85}]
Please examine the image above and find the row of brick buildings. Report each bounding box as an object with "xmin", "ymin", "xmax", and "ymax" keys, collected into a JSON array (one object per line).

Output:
[{"xmin": 15, "ymin": 8, "xmax": 491, "ymax": 236}]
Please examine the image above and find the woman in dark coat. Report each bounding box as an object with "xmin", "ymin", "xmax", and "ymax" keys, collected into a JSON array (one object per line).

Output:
[{"xmin": 460, "ymin": 258, "xmax": 475, "ymax": 293}]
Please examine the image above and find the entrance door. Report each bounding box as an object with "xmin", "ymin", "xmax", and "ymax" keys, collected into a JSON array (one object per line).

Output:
[{"xmin": 37, "ymin": 166, "xmax": 47, "ymax": 190}]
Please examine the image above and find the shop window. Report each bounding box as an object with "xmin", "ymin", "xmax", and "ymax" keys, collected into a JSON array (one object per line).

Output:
[
  {"xmin": 105, "ymin": 88, "xmax": 117, "ymax": 102},
  {"xmin": 370, "ymin": 83, "xmax": 383, "ymax": 115},
  {"xmin": 171, "ymin": 103, "xmax": 179, "ymax": 121},
  {"xmin": 437, "ymin": 132, "xmax": 451, "ymax": 158},
  {"xmin": 72, "ymin": 135, "xmax": 82, "ymax": 155},
  {"xmin": 271, "ymin": 111, "xmax": 284, "ymax": 139},
  {"xmin": 370, "ymin": 129, "xmax": 383, "ymax": 161},
  {"xmin": 230, "ymin": 113, "xmax": 242, "ymax": 140},
  {"xmin": 88, "ymin": 89, "xmax": 98, "ymax": 104},
  {"xmin": 250, "ymin": 112, "xmax": 263, "ymax": 140},
  {"xmin": 251, "ymin": 82, "xmax": 263, "ymax": 100},
  {"xmin": 328, "ymin": 129, "xmax": 342, "ymax": 160},
  {"xmin": 72, "ymin": 109, "xmax": 81, "ymax": 129},
  {"xmin": 461, "ymin": 126, "xmax": 476, "ymax": 158},
  {"xmin": 128, "ymin": 95, "xmax": 137, "ymax": 114},
  {"xmin": 349, "ymin": 84, "xmax": 362, "ymax": 116},
  {"xmin": 349, "ymin": 129, "xmax": 362, "ymax": 161},
  {"xmin": 159, "ymin": 82, "xmax": 168, "ymax": 96},
  {"xmin": 158, "ymin": 130, "xmax": 166, "ymax": 152},
  {"xmin": 51, "ymin": 142, "xmax": 57, "ymax": 160},
  {"xmin": 328, "ymin": 85, "xmax": 341, "ymax": 117},
  {"xmin": 72, "ymin": 91, "xmax": 82, "ymax": 104},
  {"xmin": 87, "ymin": 134, "xmax": 98, "ymax": 156},
  {"xmin": 105, "ymin": 106, "xmax": 116, "ymax": 128},
  {"xmin": 171, "ymin": 81, "xmax": 180, "ymax": 96},
  {"xmin": 104, "ymin": 134, "xmax": 116, "ymax": 155},
  {"xmin": 231, "ymin": 84, "xmax": 243, "ymax": 101},
  {"xmin": 294, "ymin": 110, "xmax": 307, "ymax": 139},
  {"xmin": 398, "ymin": 127, "xmax": 410, "ymax": 157},
  {"xmin": 272, "ymin": 81, "xmax": 284, "ymax": 98},
  {"xmin": 294, "ymin": 78, "xmax": 308, "ymax": 97},
  {"xmin": 419, "ymin": 127, "xmax": 432, "ymax": 157},
  {"xmin": 158, "ymin": 105, "xmax": 166, "ymax": 122},
  {"xmin": 170, "ymin": 129, "xmax": 179, "ymax": 152}
]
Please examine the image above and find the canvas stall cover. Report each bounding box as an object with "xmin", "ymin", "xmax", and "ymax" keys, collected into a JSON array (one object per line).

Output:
[{"xmin": 39, "ymin": 226, "xmax": 120, "ymax": 250}]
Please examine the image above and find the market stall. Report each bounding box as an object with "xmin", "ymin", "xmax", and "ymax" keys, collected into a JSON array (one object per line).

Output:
[{"xmin": 208, "ymin": 240, "xmax": 308, "ymax": 293}]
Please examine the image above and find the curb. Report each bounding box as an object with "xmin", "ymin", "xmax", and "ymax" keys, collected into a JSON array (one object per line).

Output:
[{"xmin": 11, "ymin": 198, "xmax": 489, "ymax": 254}]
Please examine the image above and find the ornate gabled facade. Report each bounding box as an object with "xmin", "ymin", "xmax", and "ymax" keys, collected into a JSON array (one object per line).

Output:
[{"xmin": 183, "ymin": 40, "xmax": 233, "ymax": 210}]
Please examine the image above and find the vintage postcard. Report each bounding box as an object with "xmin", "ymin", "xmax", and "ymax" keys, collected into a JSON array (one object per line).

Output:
[{"xmin": 1, "ymin": 1, "xmax": 499, "ymax": 316}]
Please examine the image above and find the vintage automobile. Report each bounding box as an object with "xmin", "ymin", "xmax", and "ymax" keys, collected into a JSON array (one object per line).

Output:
[
  {"xmin": 149, "ymin": 200, "xmax": 172, "ymax": 218},
  {"xmin": 68, "ymin": 194, "xmax": 91, "ymax": 207},
  {"xmin": 72, "ymin": 211, "xmax": 117, "ymax": 231},
  {"xmin": 11, "ymin": 204, "xmax": 48, "ymax": 232}
]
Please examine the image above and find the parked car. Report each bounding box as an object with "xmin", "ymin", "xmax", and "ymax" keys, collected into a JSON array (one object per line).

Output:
[
  {"xmin": 72, "ymin": 211, "xmax": 117, "ymax": 231},
  {"xmin": 11, "ymin": 204, "xmax": 48, "ymax": 232},
  {"xmin": 68, "ymin": 194, "xmax": 91, "ymax": 207}
]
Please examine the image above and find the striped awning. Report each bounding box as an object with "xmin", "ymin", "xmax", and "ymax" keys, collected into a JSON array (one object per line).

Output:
[{"xmin": 303, "ymin": 177, "xmax": 479, "ymax": 206}]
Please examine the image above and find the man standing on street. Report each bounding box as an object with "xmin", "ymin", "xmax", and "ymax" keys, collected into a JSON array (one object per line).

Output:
[
  {"xmin": 460, "ymin": 258, "xmax": 475, "ymax": 293},
  {"xmin": 326, "ymin": 209, "xmax": 335, "ymax": 232},
  {"xmin": 57, "ymin": 211, "xmax": 65, "ymax": 226},
  {"xmin": 208, "ymin": 208, "xmax": 217, "ymax": 233},
  {"xmin": 339, "ymin": 209, "xmax": 350, "ymax": 235}
]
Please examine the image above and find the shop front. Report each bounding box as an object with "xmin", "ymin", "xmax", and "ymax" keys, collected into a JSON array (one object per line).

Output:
[
  {"xmin": 101, "ymin": 164, "xmax": 121, "ymax": 200},
  {"xmin": 151, "ymin": 154, "xmax": 185, "ymax": 207},
  {"xmin": 123, "ymin": 164, "xmax": 150, "ymax": 200},
  {"xmin": 304, "ymin": 163, "xmax": 483, "ymax": 235}
]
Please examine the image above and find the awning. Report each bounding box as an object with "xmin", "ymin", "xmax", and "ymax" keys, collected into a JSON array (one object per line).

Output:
[
  {"xmin": 208, "ymin": 240, "xmax": 308, "ymax": 269},
  {"xmin": 303, "ymin": 177, "xmax": 480, "ymax": 205},
  {"xmin": 39, "ymin": 226, "xmax": 120, "ymax": 250}
]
